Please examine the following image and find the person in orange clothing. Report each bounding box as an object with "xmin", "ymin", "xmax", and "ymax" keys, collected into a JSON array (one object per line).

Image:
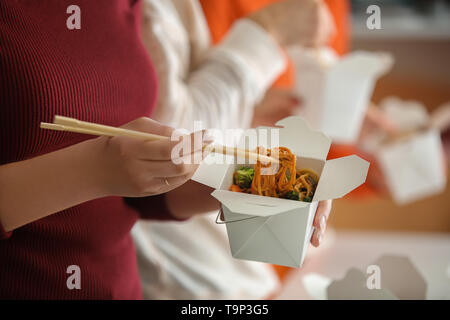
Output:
[
  {"xmin": 200, "ymin": 0, "xmax": 350, "ymax": 88},
  {"xmin": 199, "ymin": 0, "xmax": 391, "ymax": 283}
]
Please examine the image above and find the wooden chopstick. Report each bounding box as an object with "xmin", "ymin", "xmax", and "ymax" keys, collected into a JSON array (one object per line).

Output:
[
  {"xmin": 40, "ymin": 123, "xmax": 114, "ymax": 137},
  {"xmin": 41, "ymin": 116, "xmax": 278, "ymax": 164},
  {"xmin": 54, "ymin": 115, "xmax": 168, "ymax": 141}
]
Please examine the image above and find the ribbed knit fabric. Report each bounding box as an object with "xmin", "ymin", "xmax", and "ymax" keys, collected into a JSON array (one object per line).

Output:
[{"xmin": 0, "ymin": 0, "xmax": 174, "ymax": 299}]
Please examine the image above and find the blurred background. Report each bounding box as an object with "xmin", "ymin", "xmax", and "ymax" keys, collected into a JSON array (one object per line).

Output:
[
  {"xmin": 277, "ymin": 0, "xmax": 450, "ymax": 300},
  {"xmin": 331, "ymin": 0, "xmax": 450, "ymax": 232}
]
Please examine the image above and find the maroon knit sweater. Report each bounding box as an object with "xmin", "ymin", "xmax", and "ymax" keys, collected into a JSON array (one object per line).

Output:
[{"xmin": 0, "ymin": 0, "xmax": 174, "ymax": 299}]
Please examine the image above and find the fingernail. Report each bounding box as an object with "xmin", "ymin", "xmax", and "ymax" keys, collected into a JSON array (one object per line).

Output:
[
  {"xmin": 317, "ymin": 232, "xmax": 323, "ymax": 245},
  {"xmin": 320, "ymin": 215, "xmax": 326, "ymax": 230}
]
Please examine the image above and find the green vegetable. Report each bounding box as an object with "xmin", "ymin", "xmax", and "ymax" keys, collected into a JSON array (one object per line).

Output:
[
  {"xmin": 285, "ymin": 169, "xmax": 291, "ymax": 181},
  {"xmin": 282, "ymin": 191, "xmax": 313, "ymax": 202},
  {"xmin": 282, "ymin": 191, "xmax": 299, "ymax": 201},
  {"xmin": 234, "ymin": 167, "xmax": 255, "ymax": 189}
]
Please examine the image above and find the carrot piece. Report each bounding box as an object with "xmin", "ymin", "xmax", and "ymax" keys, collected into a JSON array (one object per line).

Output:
[{"xmin": 230, "ymin": 184, "xmax": 243, "ymax": 192}]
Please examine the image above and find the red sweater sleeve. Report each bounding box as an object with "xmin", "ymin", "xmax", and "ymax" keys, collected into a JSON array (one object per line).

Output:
[
  {"xmin": 123, "ymin": 194, "xmax": 187, "ymax": 221},
  {"xmin": 0, "ymin": 195, "xmax": 182, "ymax": 241}
]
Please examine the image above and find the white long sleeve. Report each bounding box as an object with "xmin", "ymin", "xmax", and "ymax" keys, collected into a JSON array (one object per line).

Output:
[
  {"xmin": 141, "ymin": 0, "xmax": 287, "ymax": 131},
  {"xmin": 135, "ymin": 0, "xmax": 285, "ymax": 300}
]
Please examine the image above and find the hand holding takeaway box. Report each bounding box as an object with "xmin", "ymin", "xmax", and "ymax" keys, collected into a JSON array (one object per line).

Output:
[
  {"xmin": 288, "ymin": 47, "xmax": 393, "ymax": 144},
  {"xmin": 363, "ymin": 97, "xmax": 447, "ymax": 205},
  {"xmin": 193, "ymin": 117, "xmax": 369, "ymax": 268}
]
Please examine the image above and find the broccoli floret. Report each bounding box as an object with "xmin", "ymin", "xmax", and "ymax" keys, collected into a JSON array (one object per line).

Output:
[
  {"xmin": 282, "ymin": 191, "xmax": 313, "ymax": 202},
  {"xmin": 234, "ymin": 167, "xmax": 255, "ymax": 189},
  {"xmin": 282, "ymin": 191, "xmax": 299, "ymax": 201}
]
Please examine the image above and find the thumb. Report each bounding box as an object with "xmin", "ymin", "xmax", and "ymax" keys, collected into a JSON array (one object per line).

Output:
[
  {"xmin": 120, "ymin": 117, "xmax": 175, "ymax": 137},
  {"xmin": 366, "ymin": 105, "xmax": 397, "ymax": 134}
]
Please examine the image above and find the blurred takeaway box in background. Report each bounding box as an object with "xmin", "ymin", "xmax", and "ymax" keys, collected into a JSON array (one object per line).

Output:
[{"xmin": 330, "ymin": 0, "xmax": 450, "ymax": 232}]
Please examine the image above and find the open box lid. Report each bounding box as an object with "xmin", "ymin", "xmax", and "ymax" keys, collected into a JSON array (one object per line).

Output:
[
  {"xmin": 192, "ymin": 117, "xmax": 331, "ymax": 189},
  {"xmin": 245, "ymin": 117, "xmax": 332, "ymax": 161},
  {"xmin": 313, "ymin": 155, "xmax": 370, "ymax": 202},
  {"xmin": 193, "ymin": 117, "xmax": 369, "ymax": 196},
  {"xmin": 379, "ymin": 97, "xmax": 430, "ymax": 132},
  {"xmin": 332, "ymin": 51, "xmax": 393, "ymax": 78}
]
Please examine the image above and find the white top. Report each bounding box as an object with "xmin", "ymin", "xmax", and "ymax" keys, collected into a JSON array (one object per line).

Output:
[
  {"xmin": 133, "ymin": 0, "xmax": 287, "ymax": 299},
  {"xmin": 140, "ymin": 0, "xmax": 286, "ymax": 131}
]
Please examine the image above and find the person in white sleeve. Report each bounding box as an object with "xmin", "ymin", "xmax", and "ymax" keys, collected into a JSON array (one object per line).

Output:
[{"xmin": 133, "ymin": 0, "xmax": 335, "ymax": 299}]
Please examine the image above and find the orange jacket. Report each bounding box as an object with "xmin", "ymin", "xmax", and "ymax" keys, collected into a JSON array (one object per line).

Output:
[{"xmin": 200, "ymin": 0, "xmax": 350, "ymax": 88}]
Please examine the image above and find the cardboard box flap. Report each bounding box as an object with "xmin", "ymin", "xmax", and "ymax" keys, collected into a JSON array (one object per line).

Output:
[
  {"xmin": 269, "ymin": 117, "xmax": 331, "ymax": 161},
  {"xmin": 313, "ymin": 155, "xmax": 370, "ymax": 201},
  {"xmin": 232, "ymin": 223, "xmax": 300, "ymax": 267},
  {"xmin": 192, "ymin": 160, "xmax": 231, "ymax": 189},
  {"xmin": 264, "ymin": 204, "xmax": 316, "ymax": 266},
  {"xmin": 379, "ymin": 97, "xmax": 430, "ymax": 132},
  {"xmin": 371, "ymin": 255, "xmax": 427, "ymax": 300},
  {"xmin": 303, "ymin": 271, "xmax": 397, "ymax": 300},
  {"xmin": 211, "ymin": 190, "xmax": 309, "ymax": 217},
  {"xmin": 336, "ymin": 51, "xmax": 393, "ymax": 78},
  {"xmin": 303, "ymin": 255, "xmax": 427, "ymax": 300},
  {"xmin": 377, "ymin": 129, "xmax": 446, "ymax": 205},
  {"xmin": 287, "ymin": 46, "xmax": 339, "ymax": 70},
  {"xmin": 327, "ymin": 268, "xmax": 398, "ymax": 300}
]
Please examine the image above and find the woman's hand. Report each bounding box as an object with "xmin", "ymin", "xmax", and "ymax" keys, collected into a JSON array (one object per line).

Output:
[
  {"xmin": 252, "ymin": 88, "xmax": 301, "ymax": 127},
  {"xmin": 311, "ymin": 200, "xmax": 332, "ymax": 247},
  {"xmin": 357, "ymin": 104, "xmax": 397, "ymax": 194},
  {"xmin": 359, "ymin": 104, "xmax": 398, "ymax": 141},
  {"xmin": 89, "ymin": 117, "xmax": 209, "ymax": 198},
  {"xmin": 0, "ymin": 117, "xmax": 209, "ymax": 231},
  {"xmin": 249, "ymin": 0, "xmax": 335, "ymax": 48}
]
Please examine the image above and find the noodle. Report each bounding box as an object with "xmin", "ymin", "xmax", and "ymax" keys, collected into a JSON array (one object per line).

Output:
[{"xmin": 230, "ymin": 147, "xmax": 319, "ymax": 202}]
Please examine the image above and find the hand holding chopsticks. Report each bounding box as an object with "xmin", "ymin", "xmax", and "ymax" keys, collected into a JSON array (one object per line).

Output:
[
  {"xmin": 41, "ymin": 116, "xmax": 278, "ymax": 164},
  {"xmin": 40, "ymin": 117, "xmax": 211, "ymax": 198}
]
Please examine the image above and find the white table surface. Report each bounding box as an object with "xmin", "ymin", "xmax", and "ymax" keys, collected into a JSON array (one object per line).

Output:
[{"xmin": 275, "ymin": 230, "xmax": 450, "ymax": 300}]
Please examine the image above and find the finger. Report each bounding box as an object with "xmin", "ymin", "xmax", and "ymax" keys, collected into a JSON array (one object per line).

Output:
[
  {"xmin": 272, "ymin": 89, "xmax": 301, "ymax": 105},
  {"xmin": 120, "ymin": 117, "xmax": 175, "ymax": 137},
  {"xmin": 156, "ymin": 174, "xmax": 194, "ymax": 189},
  {"xmin": 278, "ymin": 94, "xmax": 301, "ymax": 111},
  {"xmin": 146, "ymin": 172, "xmax": 195, "ymax": 195},
  {"xmin": 172, "ymin": 149, "xmax": 211, "ymax": 166},
  {"xmin": 136, "ymin": 130, "xmax": 209, "ymax": 161},
  {"xmin": 144, "ymin": 160, "xmax": 199, "ymax": 178},
  {"xmin": 313, "ymin": 200, "xmax": 332, "ymax": 230},
  {"xmin": 366, "ymin": 105, "xmax": 397, "ymax": 134},
  {"xmin": 310, "ymin": 228, "xmax": 323, "ymax": 247},
  {"xmin": 315, "ymin": 2, "xmax": 336, "ymax": 47}
]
